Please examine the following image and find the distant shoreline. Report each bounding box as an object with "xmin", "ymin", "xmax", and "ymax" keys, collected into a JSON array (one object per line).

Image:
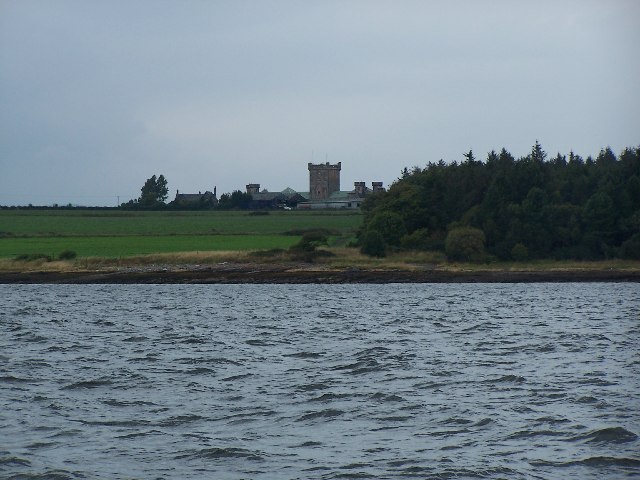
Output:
[{"xmin": 2, "ymin": 265, "xmax": 638, "ymax": 284}]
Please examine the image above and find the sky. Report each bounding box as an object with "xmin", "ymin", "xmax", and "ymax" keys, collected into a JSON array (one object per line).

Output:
[{"xmin": 1, "ymin": 0, "xmax": 639, "ymax": 206}]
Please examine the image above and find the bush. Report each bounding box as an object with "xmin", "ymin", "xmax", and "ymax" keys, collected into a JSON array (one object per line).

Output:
[
  {"xmin": 400, "ymin": 228, "xmax": 431, "ymax": 250},
  {"xmin": 620, "ymin": 233, "xmax": 640, "ymax": 259},
  {"xmin": 14, "ymin": 253, "xmax": 52, "ymax": 262},
  {"xmin": 58, "ymin": 250, "xmax": 78, "ymax": 260},
  {"xmin": 510, "ymin": 243, "xmax": 528, "ymax": 261},
  {"xmin": 360, "ymin": 230, "xmax": 386, "ymax": 257},
  {"xmin": 367, "ymin": 212, "xmax": 407, "ymax": 246},
  {"xmin": 445, "ymin": 227, "xmax": 486, "ymax": 262},
  {"xmin": 288, "ymin": 232, "xmax": 330, "ymax": 262}
]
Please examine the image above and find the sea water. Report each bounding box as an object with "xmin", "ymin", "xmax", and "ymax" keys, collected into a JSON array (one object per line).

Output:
[{"xmin": 1, "ymin": 283, "xmax": 638, "ymax": 479}]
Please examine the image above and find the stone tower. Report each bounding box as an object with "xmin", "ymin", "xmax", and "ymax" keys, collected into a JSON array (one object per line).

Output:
[{"xmin": 308, "ymin": 162, "xmax": 341, "ymax": 201}]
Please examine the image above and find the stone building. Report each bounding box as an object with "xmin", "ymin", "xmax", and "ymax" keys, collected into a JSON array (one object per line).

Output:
[
  {"xmin": 245, "ymin": 161, "xmax": 385, "ymax": 210},
  {"xmin": 298, "ymin": 162, "xmax": 385, "ymax": 209},
  {"xmin": 308, "ymin": 162, "xmax": 341, "ymax": 201},
  {"xmin": 245, "ymin": 184, "xmax": 306, "ymax": 209},
  {"xmin": 173, "ymin": 188, "xmax": 217, "ymax": 207}
]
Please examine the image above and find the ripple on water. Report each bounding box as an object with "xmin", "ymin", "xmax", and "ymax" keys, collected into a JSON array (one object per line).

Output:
[{"xmin": 0, "ymin": 283, "xmax": 638, "ymax": 480}]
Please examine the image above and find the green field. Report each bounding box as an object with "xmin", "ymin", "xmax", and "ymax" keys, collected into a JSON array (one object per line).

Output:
[{"xmin": 0, "ymin": 209, "xmax": 362, "ymax": 258}]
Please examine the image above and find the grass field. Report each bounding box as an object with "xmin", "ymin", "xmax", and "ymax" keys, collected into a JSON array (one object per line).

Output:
[
  {"xmin": 0, "ymin": 209, "xmax": 361, "ymax": 236},
  {"xmin": 0, "ymin": 209, "xmax": 362, "ymax": 258}
]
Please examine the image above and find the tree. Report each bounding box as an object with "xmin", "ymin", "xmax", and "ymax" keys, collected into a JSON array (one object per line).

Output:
[
  {"xmin": 360, "ymin": 230, "xmax": 386, "ymax": 257},
  {"xmin": 367, "ymin": 211, "xmax": 407, "ymax": 246},
  {"xmin": 139, "ymin": 174, "xmax": 169, "ymax": 207},
  {"xmin": 445, "ymin": 227, "xmax": 486, "ymax": 262}
]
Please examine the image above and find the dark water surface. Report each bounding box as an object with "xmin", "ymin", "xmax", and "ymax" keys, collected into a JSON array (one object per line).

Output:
[{"xmin": 1, "ymin": 283, "xmax": 638, "ymax": 479}]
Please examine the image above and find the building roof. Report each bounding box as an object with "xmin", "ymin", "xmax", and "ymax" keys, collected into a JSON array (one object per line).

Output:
[
  {"xmin": 175, "ymin": 191, "xmax": 216, "ymax": 203},
  {"xmin": 250, "ymin": 191, "xmax": 286, "ymax": 202}
]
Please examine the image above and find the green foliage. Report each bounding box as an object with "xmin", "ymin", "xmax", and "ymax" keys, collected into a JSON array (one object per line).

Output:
[
  {"xmin": 288, "ymin": 231, "xmax": 331, "ymax": 262},
  {"xmin": 360, "ymin": 143, "xmax": 640, "ymax": 261},
  {"xmin": 620, "ymin": 233, "xmax": 640, "ymax": 260},
  {"xmin": 400, "ymin": 228, "xmax": 431, "ymax": 250},
  {"xmin": 511, "ymin": 243, "xmax": 528, "ymax": 261},
  {"xmin": 138, "ymin": 174, "xmax": 169, "ymax": 207},
  {"xmin": 217, "ymin": 190, "xmax": 252, "ymax": 209},
  {"xmin": 14, "ymin": 253, "xmax": 52, "ymax": 262},
  {"xmin": 360, "ymin": 229, "xmax": 386, "ymax": 257},
  {"xmin": 291, "ymin": 231, "xmax": 329, "ymax": 252},
  {"xmin": 58, "ymin": 250, "xmax": 77, "ymax": 260},
  {"xmin": 367, "ymin": 211, "xmax": 407, "ymax": 246},
  {"xmin": 445, "ymin": 227, "xmax": 486, "ymax": 262}
]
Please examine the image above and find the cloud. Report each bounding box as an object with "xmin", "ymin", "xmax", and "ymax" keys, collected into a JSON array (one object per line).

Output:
[{"xmin": 1, "ymin": 0, "xmax": 638, "ymax": 205}]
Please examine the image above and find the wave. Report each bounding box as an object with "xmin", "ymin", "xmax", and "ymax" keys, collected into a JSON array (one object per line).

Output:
[
  {"xmin": 507, "ymin": 429, "xmax": 566, "ymax": 440},
  {"xmin": 296, "ymin": 382, "xmax": 330, "ymax": 392},
  {"xmin": 531, "ymin": 456, "xmax": 640, "ymax": 468},
  {"xmin": 176, "ymin": 447, "xmax": 264, "ymax": 461},
  {"xmin": 80, "ymin": 419, "xmax": 150, "ymax": 427},
  {"xmin": 122, "ymin": 335, "xmax": 148, "ymax": 342},
  {"xmin": 176, "ymin": 356, "xmax": 242, "ymax": 366},
  {"xmin": 297, "ymin": 408, "xmax": 345, "ymax": 422},
  {"xmin": 0, "ymin": 375, "xmax": 36, "ymax": 383},
  {"xmin": 157, "ymin": 414, "xmax": 207, "ymax": 427},
  {"xmin": 61, "ymin": 377, "xmax": 113, "ymax": 389},
  {"xmin": 284, "ymin": 351, "xmax": 324, "ymax": 359},
  {"xmin": 568, "ymin": 426, "xmax": 638, "ymax": 444},
  {"xmin": 482, "ymin": 374, "xmax": 526, "ymax": 384},
  {"xmin": 221, "ymin": 373, "xmax": 253, "ymax": 381},
  {"xmin": 102, "ymin": 399, "xmax": 156, "ymax": 407},
  {"xmin": 5, "ymin": 470, "xmax": 82, "ymax": 480},
  {"xmin": 370, "ymin": 393, "xmax": 405, "ymax": 403},
  {"xmin": 309, "ymin": 393, "xmax": 353, "ymax": 403},
  {"xmin": 0, "ymin": 456, "xmax": 31, "ymax": 467}
]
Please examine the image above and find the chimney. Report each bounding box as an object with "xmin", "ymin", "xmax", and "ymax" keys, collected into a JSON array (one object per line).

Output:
[
  {"xmin": 354, "ymin": 181, "xmax": 366, "ymax": 196},
  {"xmin": 246, "ymin": 184, "xmax": 260, "ymax": 194},
  {"xmin": 372, "ymin": 182, "xmax": 385, "ymax": 192}
]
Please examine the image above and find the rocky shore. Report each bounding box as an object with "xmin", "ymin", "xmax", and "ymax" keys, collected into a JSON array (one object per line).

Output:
[{"xmin": 1, "ymin": 263, "xmax": 639, "ymax": 284}]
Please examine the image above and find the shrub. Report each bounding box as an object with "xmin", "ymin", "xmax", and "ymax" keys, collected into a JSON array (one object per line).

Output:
[
  {"xmin": 367, "ymin": 212, "xmax": 407, "ymax": 246},
  {"xmin": 360, "ymin": 230, "xmax": 386, "ymax": 257},
  {"xmin": 400, "ymin": 228, "xmax": 431, "ymax": 250},
  {"xmin": 58, "ymin": 250, "xmax": 78, "ymax": 260},
  {"xmin": 445, "ymin": 227, "xmax": 486, "ymax": 262},
  {"xmin": 14, "ymin": 253, "xmax": 53, "ymax": 262},
  {"xmin": 510, "ymin": 243, "xmax": 528, "ymax": 261},
  {"xmin": 288, "ymin": 232, "xmax": 329, "ymax": 262},
  {"xmin": 620, "ymin": 233, "xmax": 640, "ymax": 259}
]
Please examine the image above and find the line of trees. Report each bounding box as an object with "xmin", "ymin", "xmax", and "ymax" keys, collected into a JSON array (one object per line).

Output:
[
  {"xmin": 359, "ymin": 143, "xmax": 640, "ymax": 260},
  {"xmin": 121, "ymin": 174, "xmax": 253, "ymax": 210}
]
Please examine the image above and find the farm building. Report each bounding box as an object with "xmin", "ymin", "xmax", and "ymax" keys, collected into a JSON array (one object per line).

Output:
[
  {"xmin": 173, "ymin": 189, "xmax": 218, "ymax": 208},
  {"xmin": 245, "ymin": 162, "xmax": 384, "ymax": 209}
]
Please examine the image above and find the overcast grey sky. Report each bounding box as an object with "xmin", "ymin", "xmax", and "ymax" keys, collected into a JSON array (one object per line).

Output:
[{"xmin": 1, "ymin": 0, "xmax": 638, "ymax": 206}]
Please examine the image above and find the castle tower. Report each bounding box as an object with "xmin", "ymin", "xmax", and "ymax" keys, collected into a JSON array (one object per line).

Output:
[
  {"xmin": 246, "ymin": 184, "xmax": 260, "ymax": 194},
  {"xmin": 308, "ymin": 162, "xmax": 341, "ymax": 201}
]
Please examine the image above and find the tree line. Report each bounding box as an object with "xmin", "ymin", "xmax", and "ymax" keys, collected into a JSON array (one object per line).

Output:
[
  {"xmin": 121, "ymin": 174, "xmax": 252, "ymax": 210},
  {"xmin": 359, "ymin": 143, "xmax": 640, "ymax": 260}
]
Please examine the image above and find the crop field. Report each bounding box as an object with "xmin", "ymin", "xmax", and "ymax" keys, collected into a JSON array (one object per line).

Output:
[{"xmin": 0, "ymin": 209, "xmax": 362, "ymax": 258}]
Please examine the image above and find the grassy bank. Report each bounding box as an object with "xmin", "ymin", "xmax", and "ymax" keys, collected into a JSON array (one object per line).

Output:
[
  {"xmin": 0, "ymin": 209, "xmax": 361, "ymax": 236},
  {"xmin": 2, "ymin": 209, "xmax": 639, "ymax": 277},
  {"xmin": 0, "ymin": 209, "xmax": 362, "ymax": 259}
]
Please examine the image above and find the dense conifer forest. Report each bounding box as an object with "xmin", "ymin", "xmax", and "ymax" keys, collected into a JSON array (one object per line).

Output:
[{"xmin": 360, "ymin": 143, "xmax": 640, "ymax": 260}]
